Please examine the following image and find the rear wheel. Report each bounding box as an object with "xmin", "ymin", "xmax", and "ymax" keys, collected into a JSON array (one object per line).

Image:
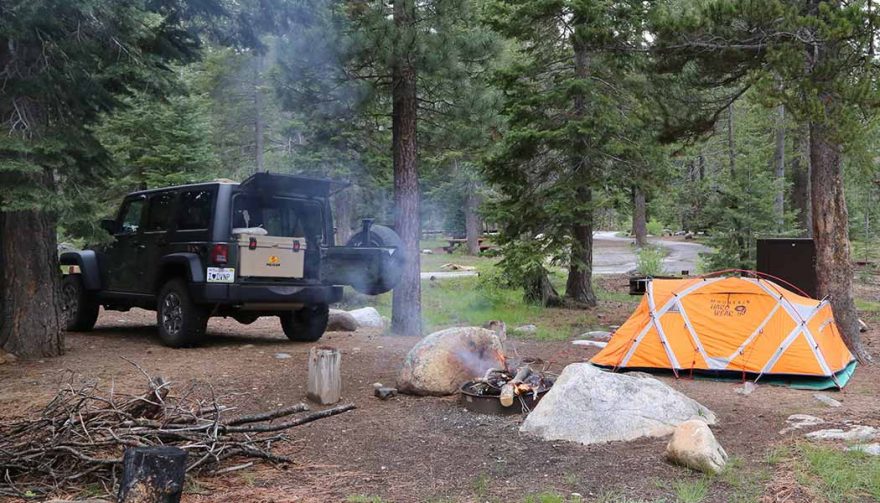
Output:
[
  {"xmin": 61, "ymin": 275, "xmax": 99, "ymax": 331},
  {"xmin": 156, "ymin": 279, "xmax": 208, "ymax": 347},
  {"xmin": 280, "ymin": 304, "xmax": 329, "ymax": 342}
]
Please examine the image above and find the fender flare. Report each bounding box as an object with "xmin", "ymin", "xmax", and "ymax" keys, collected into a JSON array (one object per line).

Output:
[
  {"xmin": 158, "ymin": 253, "xmax": 206, "ymax": 286},
  {"xmin": 59, "ymin": 250, "xmax": 102, "ymax": 290}
]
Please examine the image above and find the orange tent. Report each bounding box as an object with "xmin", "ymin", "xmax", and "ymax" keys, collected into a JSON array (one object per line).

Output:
[{"xmin": 591, "ymin": 276, "xmax": 856, "ymax": 387}]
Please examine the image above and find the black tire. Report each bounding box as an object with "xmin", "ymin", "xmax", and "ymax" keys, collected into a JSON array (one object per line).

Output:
[
  {"xmin": 156, "ymin": 279, "xmax": 208, "ymax": 348},
  {"xmin": 280, "ymin": 304, "xmax": 329, "ymax": 342},
  {"xmin": 345, "ymin": 224, "xmax": 406, "ymax": 295},
  {"xmin": 61, "ymin": 275, "xmax": 99, "ymax": 331}
]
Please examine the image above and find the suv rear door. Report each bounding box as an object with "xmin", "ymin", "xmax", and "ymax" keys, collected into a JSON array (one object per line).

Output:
[
  {"xmin": 139, "ymin": 190, "xmax": 178, "ymax": 293},
  {"xmin": 105, "ymin": 195, "xmax": 146, "ymax": 292}
]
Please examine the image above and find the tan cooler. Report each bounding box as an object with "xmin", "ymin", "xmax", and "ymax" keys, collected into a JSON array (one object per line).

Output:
[{"xmin": 237, "ymin": 235, "xmax": 307, "ymax": 278}]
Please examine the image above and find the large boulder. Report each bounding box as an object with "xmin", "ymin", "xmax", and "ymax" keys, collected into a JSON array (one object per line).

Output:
[
  {"xmin": 520, "ymin": 363, "xmax": 715, "ymax": 445},
  {"xmin": 397, "ymin": 327, "xmax": 506, "ymax": 396},
  {"xmin": 666, "ymin": 419, "xmax": 728, "ymax": 474},
  {"xmin": 348, "ymin": 307, "xmax": 385, "ymax": 329},
  {"xmin": 327, "ymin": 310, "xmax": 358, "ymax": 332}
]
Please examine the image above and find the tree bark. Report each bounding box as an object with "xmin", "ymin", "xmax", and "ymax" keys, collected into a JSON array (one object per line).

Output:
[
  {"xmin": 632, "ymin": 186, "xmax": 648, "ymax": 247},
  {"xmin": 773, "ymin": 105, "xmax": 785, "ymax": 231},
  {"xmin": 332, "ymin": 189, "xmax": 353, "ymax": 245},
  {"xmin": 810, "ymin": 120, "xmax": 867, "ymax": 361},
  {"xmin": 727, "ymin": 103, "xmax": 736, "ymax": 177},
  {"xmin": 390, "ymin": 0, "xmax": 421, "ymax": 336},
  {"xmin": 564, "ymin": 24, "xmax": 597, "ymax": 307},
  {"xmin": 253, "ymin": 53, "xmax": 265, "ymax": 174},
  {"xmin": 791, "ymin": 125, "xmax": 813, "ymax": 237},
  {"xmin": 0, "ymin": 199, "xmax": 65, "ymax": 358},
  {"xmin": 464, "ymin": 186, "xmax": 481, "ymax": 255},
  {"xmin": 523, "ymin": 267, "xmax": 561, "ymax": 307}
]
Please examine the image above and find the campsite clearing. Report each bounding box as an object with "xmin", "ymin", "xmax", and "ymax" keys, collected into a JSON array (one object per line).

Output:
[{"xmin": 0, "ymin": 273, "xmax": 879, "ymax": 502}]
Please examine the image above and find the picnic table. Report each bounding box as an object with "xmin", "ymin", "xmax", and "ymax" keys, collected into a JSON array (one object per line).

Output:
[{"xmin": 442, "ymin": 238, "xmax": 493, "ymax": 254}]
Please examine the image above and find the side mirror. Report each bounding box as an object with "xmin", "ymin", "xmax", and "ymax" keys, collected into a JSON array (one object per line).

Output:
[{"xmin": 100, "ymin": 218, "xmax": 118, "ymax": 235}]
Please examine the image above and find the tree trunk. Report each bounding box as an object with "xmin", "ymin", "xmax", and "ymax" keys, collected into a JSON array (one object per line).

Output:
[
  {"xmin": 632, "ymin": 186, "xmax": 648, "ymax": 247},
  {"xmin": 810, "ymin": 120, "xmax": 867, "ymax": 361},
  {"xmin": 253, "ymin": 53, "xmax": 265, "ymax": 174},
  {"xmin": 464, "ymin": 186, "xmax": 481, "ymax": 256},
  {"xmin": 333, "ymin": 189, "xmax": 353, "ymax": 245},
  {"xmin": 523, "ymin": 267, "xmax": 561, "ymax": 307},
  {"xmin": 773, "ymin": 105, "xmax": 785, "ymax": 231},
  {"xmin": 564, "ymin": 24, "xmax": 597, "ymax": 307},
  {"xmin": 0, "ymin": 205, "xmax": 65, "ymax": 358},
  {"xmin": 390, "ymin": 0, "xmax": 421, "ymax": 336},
  {"xmin": 791, "ymin": 125, "xmax": 813, "ymax": 237},
  {"xmin": 727, "ymin": 103, "xmax": 736, "ymax": 177}
]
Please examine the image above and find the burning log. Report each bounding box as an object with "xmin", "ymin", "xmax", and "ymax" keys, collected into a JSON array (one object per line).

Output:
[{"xmin": 500, "ymin": 366, "xmax": 532, "ymax": 407}]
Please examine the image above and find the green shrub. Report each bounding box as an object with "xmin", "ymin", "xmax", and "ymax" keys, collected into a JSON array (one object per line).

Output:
[
  {"xmin": 636, "ymin": 246, "xmax": 666, "ymax": 276},
  {"xmin": 646, "ymin": 219, "xmax": 664, "ymax": 236}
]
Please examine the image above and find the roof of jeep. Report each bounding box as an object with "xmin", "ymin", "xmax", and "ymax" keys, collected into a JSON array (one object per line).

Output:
[{"xmin": 125, "ymin": 173, "xmax": 347, "ymax": 198}]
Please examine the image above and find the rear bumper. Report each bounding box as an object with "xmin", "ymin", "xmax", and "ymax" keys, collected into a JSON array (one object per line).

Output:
[{"xmin": 190, "ymin": 283, "xmax": 343, "ymax": 306}]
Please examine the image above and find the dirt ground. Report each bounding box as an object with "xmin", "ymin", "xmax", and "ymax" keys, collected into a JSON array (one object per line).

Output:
[{"xmin": 2, "ymin": 282, "xmax": 879, "ymax": 502}]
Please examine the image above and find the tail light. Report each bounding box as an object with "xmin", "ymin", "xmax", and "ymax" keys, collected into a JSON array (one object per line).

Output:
[
  {"xmin": 249, "ymin": 237, "xmax": 257, "ymax": 250},
  {"xmin": 292, "ymin": 240, "xmax": 301, "ymax": 252},
  {"xmin": 211, "ymin": 243, "xmax": 228, "ymax": 265}
]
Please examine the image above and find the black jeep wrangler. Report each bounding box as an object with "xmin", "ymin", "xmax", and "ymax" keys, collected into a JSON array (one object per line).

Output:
[{"xmin": 59, "ymin": 173, "xmax": 404, "ymax": 347}]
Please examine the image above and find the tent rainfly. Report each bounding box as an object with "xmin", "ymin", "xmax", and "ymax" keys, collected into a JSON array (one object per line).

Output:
[{"xmin": 591, "ymin": 276, "xmax": 856, "ymax": 389}]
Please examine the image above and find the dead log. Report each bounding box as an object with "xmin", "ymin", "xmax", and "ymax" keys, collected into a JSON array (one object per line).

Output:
[
  {"xmin": 118, "ymin": 446, "xmax": 187, "ymax": 503},
  {"xmin": 500, "ymin": 366, "xmax": 532, "ymax": 407},
  {"xmin": 307, "ymin": 347, "xmax": 341, "ymax": 405}
]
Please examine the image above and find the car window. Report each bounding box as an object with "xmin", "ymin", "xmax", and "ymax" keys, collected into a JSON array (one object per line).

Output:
[
  {"xmin": 178, "ymin": 189, "xmax": 214, "ymax": 230},
  {"xmin": 232, "ymin": 194, "xmax": 324, "ymax": 239},
  {"xmin": 119, "ymin": 198, "xmax": 145, "ymax": 234},
  {"xmin": 144, "ymin": 192, "xmax": 176, "ymax": 232}
]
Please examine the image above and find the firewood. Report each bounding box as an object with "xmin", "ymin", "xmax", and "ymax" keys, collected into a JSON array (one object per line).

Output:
[{"xmin": 499, "ymin": 366, "xmax": 532, "ymax": 407}]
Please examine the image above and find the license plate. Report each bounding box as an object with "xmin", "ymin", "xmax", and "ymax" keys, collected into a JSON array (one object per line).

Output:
[{"xmin": 207, "ymin": 267, "xmax": 235, "ymax": 283}]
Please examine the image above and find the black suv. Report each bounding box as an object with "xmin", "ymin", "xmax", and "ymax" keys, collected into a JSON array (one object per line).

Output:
[{"xmin": 59, "ymin": 173, "xmax": 404, "ymax": 347}]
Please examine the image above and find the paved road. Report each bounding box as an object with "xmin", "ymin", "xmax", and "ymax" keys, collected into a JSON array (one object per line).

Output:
[
  {"xmin": 593, "ymin": 230, "xmax": 710, "ymax": 275},
  {"xmin": 420, "ymin": 231, "xmax": 710, "ymax": 279}
]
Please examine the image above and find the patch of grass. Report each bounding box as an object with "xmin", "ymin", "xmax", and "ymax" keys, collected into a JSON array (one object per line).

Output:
[
  {"xmin": 595, "ymin": 491, "xmax": 665, "ymax": 503},
  {"xmin": 521, "ymin": 492, "xmax": 568, "ymax": 503},
  {"xmin": 670, "ymin": 478, "xmax": 709, "ymax": 503},
  {"xmin": 472, "ymin": 472, "xmax": 490, "ymax": 499},
  {"xmin": 796, "ymin": 443, "xmax": 880, "ymax": 502},
  {"xmin": 854, "ymin": 297, "xmax": 880, "ymax": 314},
  {"xmin": 345, "ymin": 496, "xmax": 387, "ymax": 503}
]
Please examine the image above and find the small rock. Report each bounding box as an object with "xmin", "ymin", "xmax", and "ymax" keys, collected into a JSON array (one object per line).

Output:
[
  {"xmin": 780, "ymin": 414, "xmax": 824, "ymax": 434},
  {"xmin": 572, "ymin": 340, "xmax": 607, "ymax": 349},
  {"xmin": 805, "ymin": 425, "xmax": 878, "ymax": 442},
  {"xmin": 848, "ymin": 443, "xmax": 880, "ymax": 456},
  {"xmin": 372, "ymin": 382, "xmax": 384, "ymax": 390},
  {"xmin": 274, "ymin": 352, "xmax": 292, "ymax": 359},
  {"xmin": 735, "ymin": 382, "xmax": 758, "ymax": 396},
  {"xmin": 580, "ymin": 330, "xmax": 612, "ymax": 341},
  {"xmin": 327, "ymin": 309, "xmax": 359, "ymax": 332},
  {"xmin": 374, "ymin": 387, "xmax": 398, "ymax": 400},
  {"xmin": 513, "ymin": 324, "xmax": 538, "ymax": 334},
  {"xmin": 665, "ymin": 419, "xmax": 728, "ymax": 474},
  {"xmin": 421, "ymin": 249, "xmax": 434, "ymax": 255},
  {"xmin": 814, "ymin": 393, "xmax": 842, "ymax": 408},
  {"xmin": 348, "ymin": 307, "xmax": 385, "ymax": 329},
  {"xmin": 241, "ymin": 344, "xmax": 255, "ymax": 349}
]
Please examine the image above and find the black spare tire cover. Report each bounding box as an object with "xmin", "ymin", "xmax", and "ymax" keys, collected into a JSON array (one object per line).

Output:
[{"xmin": 345, "ymin": 225, "xmax": 406, "ymax": 295}]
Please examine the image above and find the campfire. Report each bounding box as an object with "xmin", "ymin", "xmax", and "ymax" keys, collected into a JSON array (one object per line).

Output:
[{"xmin": 460, "ymin": 358, "xmax": 556, "ymax": 414}]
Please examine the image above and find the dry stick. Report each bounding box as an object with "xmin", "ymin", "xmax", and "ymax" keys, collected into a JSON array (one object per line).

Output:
[
  {"xmin": 222, "ymin": 404, "xmax": 356, "ymax": 433},
  {"xmin": 225, "ymin": 403, "xmax": 310, "ymax": 426}
]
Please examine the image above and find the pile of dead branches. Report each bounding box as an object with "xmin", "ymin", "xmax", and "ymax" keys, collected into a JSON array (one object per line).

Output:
[{"xmin": 0, "ymin": 365, "xmax": 354, "ymax": 499}]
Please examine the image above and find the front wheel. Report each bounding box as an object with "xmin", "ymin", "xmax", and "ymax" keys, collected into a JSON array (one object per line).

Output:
[
  {"xmin": 62, "ymin": 275, "xmax": 99, "ymax": 331},
  {"xmin": 156, "ymin": 279, "xmax": 208, "ymax": 347},
  {"xmin": 280, "ymin": 304, "xmax": 329, "ymax": 342}
]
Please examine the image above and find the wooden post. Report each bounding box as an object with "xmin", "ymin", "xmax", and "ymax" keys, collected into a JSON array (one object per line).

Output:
[
  {"xmin": 118, "ymin": 446, "xmax": 187, "ymax": 503},
  {"xmin": 307, "ymin": 346, "xmax": 341, "ymax": 405}
]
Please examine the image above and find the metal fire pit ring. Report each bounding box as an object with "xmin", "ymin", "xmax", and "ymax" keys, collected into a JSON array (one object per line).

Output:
[{"xmin": 459, "ymin": 381, "xmax": 548, "ymax": 415}]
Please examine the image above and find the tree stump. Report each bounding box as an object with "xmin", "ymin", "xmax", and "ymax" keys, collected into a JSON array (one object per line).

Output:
[
  {"xmin": 118, "ymin": 446, "xmax": 187, "ymax": 503},
  {"xmin": 307, "ymin": 346, "xmax": 341, "ymax": 405}
]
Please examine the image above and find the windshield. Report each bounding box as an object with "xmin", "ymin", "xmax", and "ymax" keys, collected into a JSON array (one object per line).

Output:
[{"xmin": 232, "ymin": 194, "xmax": 325, "ymax": 241}]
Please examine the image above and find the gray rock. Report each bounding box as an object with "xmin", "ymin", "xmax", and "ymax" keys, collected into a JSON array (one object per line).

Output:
[
  {"xmin": 274, "ymin": 352, "xmax": 292, "ymax": 359},
  {"xmin": 666, "ymin": 419, "xmax": 728, "ymax": 474},
  {"xmin": 805, "ymin": 425, "xmax": 878, "ymax": 442},
  {"xmin": 421, "ymin": 249, "xmax": 434, "ymax": 255},
  {"xmin": 327, "ymin": 309, "xmax": 358, "ymax": 332},
  {"xmin": 780, "ymin": 414, "xmax": 824, "ymax": 434},
  {"xmin": 571, "ymin": 340, "xmax": 607, "ymax": 349},
  {"xmin": 520, "ymin": 363, "xmax": 715, "ymax": 445},
  {"xmin": 513, "ymin": 324, "xmax": 538, "ymax": 334},
  {"xmin": 348, "ymin": 307, "xmax": 385, "ymax": 329},
  {"xmin": 580, "ymin": 330, "xmax": 612, "ymax": 341},
  {"xmin": 734, "ymin": 382, "xmax": 758, "ymax": 396},
  {"xmin": 813, "ymin": 393, "xmax": 842, "ymax": 408},
  {"xmin": 848, "ymin": 443, "xmax": 880, "ymax": 456},
  {"xmin": 397, "ymin": 327, "xmax": 506, "ymax": 396},
  {"xmin": 374, "ymin": 387, "xmax": 398, "ymax": 400}
]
